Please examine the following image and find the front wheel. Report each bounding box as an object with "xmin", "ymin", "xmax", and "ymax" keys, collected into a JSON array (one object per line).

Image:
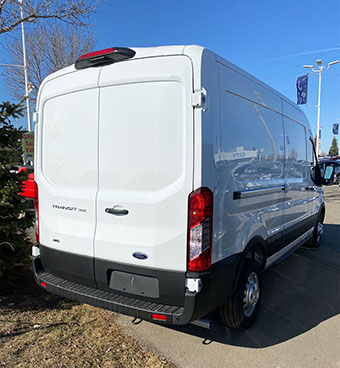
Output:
[{"xmin": 219, "ymin": 259, "xmax": 262, "ymax": 330}]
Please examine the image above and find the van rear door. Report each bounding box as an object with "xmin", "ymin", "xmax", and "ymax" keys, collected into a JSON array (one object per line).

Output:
[
  {"xmin": 94, "ymin": 56, "xmax": 193, "ymax": 275},
  {"xmin": 38, "ymin": 68, "xmax": 100, "ymax": 287}
]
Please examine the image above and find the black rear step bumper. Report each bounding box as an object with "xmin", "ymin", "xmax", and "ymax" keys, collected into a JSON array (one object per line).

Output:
[
  {"xmin": 33, "ymin": 243, "xmax": 241, "ymax": 325},
  {"xmin": 33, "ymin": 256, "xmax": 199, "ymax": 325}
]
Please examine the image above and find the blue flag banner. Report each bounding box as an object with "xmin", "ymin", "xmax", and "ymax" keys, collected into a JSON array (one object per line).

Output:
[
  {"xmin": 296, "ymin": 74, "xmax": 308, "ymax": 105},
  {"xmin": 333, "ymin": 123, "xmax": 339, "ymax": 135}
]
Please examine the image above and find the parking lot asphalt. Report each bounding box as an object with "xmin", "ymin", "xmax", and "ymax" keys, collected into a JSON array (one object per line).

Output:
[{"xmin": 116, "ymin": 185, "xmax": 340, "ymax": 368}]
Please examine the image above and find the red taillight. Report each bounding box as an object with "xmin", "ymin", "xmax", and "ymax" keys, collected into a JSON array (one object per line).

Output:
[
  {"xmin": 152, "ymin": 314, "xmax": 167, "ymax": 321},
  {"xmin": 187, "ymin": 188, "xmax": 213, "ymax": 272},
  {"xmin": 78, "ymin": 47, "xmax": 115, "ymax": 60},
  {"xmin": 41, "ymin": 281, "xmax": 46, "ymax": 288},
  {"xmin": 34, "ymin": 181, "xmax": 39, "ymax": 243}
]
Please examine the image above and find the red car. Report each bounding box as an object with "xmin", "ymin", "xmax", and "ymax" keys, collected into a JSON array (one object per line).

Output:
[{"xmin": 18, "ymin": 166, "xmax": 35, "ymax": 199}]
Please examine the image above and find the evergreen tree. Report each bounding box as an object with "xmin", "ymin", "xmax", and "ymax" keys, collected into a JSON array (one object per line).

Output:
[
  {"xmin": 0, "ymin": 101, "xmax": 34, "ymax": 282},
  {"xmin": 328, "ymin": 136, "xmax": 339, "ymax": 156}
]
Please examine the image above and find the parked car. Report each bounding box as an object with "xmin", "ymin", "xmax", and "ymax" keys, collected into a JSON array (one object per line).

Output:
[
  {"xmin": 318, "ymin": 158, "xmax": 340, "ymax": 185},
  {"xmin": 32, "ymin": 45, "xmax": 325, "ymax": 330},
  {"xmin": 9, "ymin": 165, "xmax": 35, "ymax": 212},
  {"xmin": 18, "ymin": 165, "xmax": 35, "ymax": 198}
]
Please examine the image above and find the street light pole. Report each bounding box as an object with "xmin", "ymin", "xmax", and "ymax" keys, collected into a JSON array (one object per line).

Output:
[
  {"xmin": 19, "ymin": 0, "xmax": 32, "ymax": 132},
  {"xmin": 304, "ymin": 59, "xmax": 339, "ymax": 158},
  {"xmin": 316, "ymin": 62, "xmax": 323, "ymax": 157}
]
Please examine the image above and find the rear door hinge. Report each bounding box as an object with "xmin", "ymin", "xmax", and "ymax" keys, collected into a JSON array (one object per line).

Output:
[
  {"xmin": 192, "ymin": 88, "xmax": 208, "ymax": 111},
  {"xmin": 33, "ymin": 111, "xmax": 39, "ymax": 123}
]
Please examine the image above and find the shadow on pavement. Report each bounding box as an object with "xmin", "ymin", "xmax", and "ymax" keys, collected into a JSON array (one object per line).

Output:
[{"xmin": 167, "ymin": 223, "xmax": 340, "ymax": 348}]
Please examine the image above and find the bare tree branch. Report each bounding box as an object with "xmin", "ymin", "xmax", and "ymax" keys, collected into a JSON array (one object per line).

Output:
[
  {"xmin": 4, "ymin": 21, "xmax": 95, "ymax": 106},
  {"xmin": 0, "ymin": 0, "xmax": 96, "ymax": 35}
]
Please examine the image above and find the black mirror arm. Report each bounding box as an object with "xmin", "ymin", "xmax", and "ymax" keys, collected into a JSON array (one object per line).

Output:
[
  {"xmin": 314, "ymin": 163, "xmax": 322, "ymax": 186},
  {"xmin": 309, "ymin": 137, "xmax": 322, "ymax": 186}
]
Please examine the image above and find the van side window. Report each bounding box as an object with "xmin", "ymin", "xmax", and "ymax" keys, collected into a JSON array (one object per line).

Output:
[{"xmin": 283, "ymin": 119, "xmax": 307, "ymax": 179}]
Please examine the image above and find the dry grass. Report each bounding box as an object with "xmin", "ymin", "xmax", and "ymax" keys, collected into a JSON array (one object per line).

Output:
[{"xmin": 0, "ymin": 266, "xmax": 175, "ymax": 368}]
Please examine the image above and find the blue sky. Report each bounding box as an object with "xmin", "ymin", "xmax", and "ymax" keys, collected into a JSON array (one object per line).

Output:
[{"xmin": 1, "ymin": 0, "xmax": 339, "ymax": 153}]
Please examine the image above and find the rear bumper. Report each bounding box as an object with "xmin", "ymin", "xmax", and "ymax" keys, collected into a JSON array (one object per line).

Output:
[
  {"xmin": 33, "ymin": 255, "xmax": 199, "ymax": 325},
  {"xmin": 33, "ymin": 245, "xmax": 241, "ymax": 325}
]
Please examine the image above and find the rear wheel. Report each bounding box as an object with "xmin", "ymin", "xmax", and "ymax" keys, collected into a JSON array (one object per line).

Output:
[
  {"xmin": 305, "ymin": 211, "xmax": 324, "ymax": 248},
  {"xmin": 219, "ymin": 258, "xmax": 262, "ymax": 330}
]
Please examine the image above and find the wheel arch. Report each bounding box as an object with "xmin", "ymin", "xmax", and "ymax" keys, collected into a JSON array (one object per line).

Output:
[
  {"xmin": 320, "ymin": 202, "xmax": 326, "ymax": 219},
  {"xmin": 230, "ymin": 236, "xmax": 266, "ymax": 295}
]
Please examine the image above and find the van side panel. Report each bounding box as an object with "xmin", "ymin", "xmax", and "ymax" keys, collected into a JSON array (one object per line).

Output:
[
  {"xmin": 199, "ymin": 49, "xmax": 223, "ymax": 267},
  {"xmin": 282, "ymin": 116, "xmax": 309, "ymax": 230},
  {"xmin": 215, "ymin": 59, "xmax": 283, "ymax": 113},
  {"xmin": 214, "ymin": 62, "xmax": 286, "ymax": 263},
  {"xmin": 281, "ymin": 99, "xmax": 322, "ymax": 218},
  {"xmin": 200, "ymin": 50, "xmax": 220, "ymax": 193},
  {"xmin": 280, "ymin": 101, "xmax": 319, "ymax": 254}
]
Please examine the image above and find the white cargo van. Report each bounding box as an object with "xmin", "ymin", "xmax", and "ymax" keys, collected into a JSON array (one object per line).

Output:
[{"xmin": 33, "ymin": 45, "xmax": 326, "ymax": 329}]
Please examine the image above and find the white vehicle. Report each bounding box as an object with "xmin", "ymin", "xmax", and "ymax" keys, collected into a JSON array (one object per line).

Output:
[{"xmin": 33, "ymin": 45, "xmax": 326, "ymax": 329}]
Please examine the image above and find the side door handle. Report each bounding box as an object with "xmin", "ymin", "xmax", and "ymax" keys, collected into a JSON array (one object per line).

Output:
[
  {"xmin": 105, "ymin": 207, "xmax": 129, "ymax": 216},
  {"xmin": 305, "ymin": 185, "xmax": 316, "ymax": 191}
]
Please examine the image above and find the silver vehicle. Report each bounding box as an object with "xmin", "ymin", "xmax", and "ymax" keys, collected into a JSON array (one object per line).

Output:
[{"xmin": 33, "ymin": 45, "xmax": 326, "ymax": 329}]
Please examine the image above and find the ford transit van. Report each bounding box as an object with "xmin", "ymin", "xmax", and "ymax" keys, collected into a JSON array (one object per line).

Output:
[{"xmin": 32, "ymin": 45, "xmax": 325, "ymax": 329}]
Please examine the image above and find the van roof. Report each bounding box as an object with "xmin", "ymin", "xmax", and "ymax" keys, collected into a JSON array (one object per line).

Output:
[
  {"xmin": 44, "ymin": 45, "xmax": 191, "ymax": 81},
  {"xmin": 40, "ymin": 45, "xmax": 308, "ymax": 128}
]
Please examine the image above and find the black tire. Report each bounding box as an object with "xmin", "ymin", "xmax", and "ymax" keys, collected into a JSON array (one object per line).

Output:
[
  {"xmin": 305, "ymin": 211, "xmax": 325, "ymax": 248},
  {"xmin": 219, "ymin": 258, "xmax": 262, "ymax": 330}
]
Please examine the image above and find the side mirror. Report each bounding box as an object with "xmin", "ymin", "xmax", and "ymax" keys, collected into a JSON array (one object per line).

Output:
[
  {"xmin": 315, "ymin": 163, "xmax": 335, "ymax": 186},
  {"xmin": 313, "ymin": 164, "xmax": 322, "ymax": 186}
]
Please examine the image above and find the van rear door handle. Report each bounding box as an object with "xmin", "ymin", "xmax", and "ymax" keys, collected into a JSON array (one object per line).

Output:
[{"xmin": 105, "ymin": 207, "xmax": 129, "ymax": 216}]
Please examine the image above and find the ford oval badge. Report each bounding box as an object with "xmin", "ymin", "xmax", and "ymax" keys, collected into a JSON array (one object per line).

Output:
[{"xmin": 133, "ymin": 252, "xmax": 148, "ymax": 260}]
